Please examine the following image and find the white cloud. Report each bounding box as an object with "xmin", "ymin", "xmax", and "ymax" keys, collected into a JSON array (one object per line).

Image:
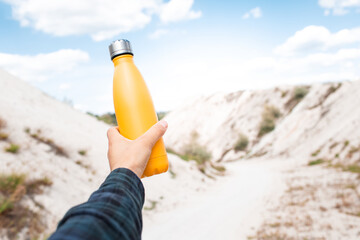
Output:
[
  {"xmin": 149, "ymin": 29, "xmax": 169, "ymax": 39},
  {"xmin": 159, "ymin": 0, "xmax": 202, "ymax": 23},
  {"xmin": 319, "ymin": 0, "xmax": 360, "ymax": 15},
  {"xmin": 144, "ymin": 27, "xmax": 360, "ymax": 111},
  {"xmin": 2, "ymin": 0, "xmax": 201, "ymax": 41},
  {"xmin": 242, "ymin": 7, "xmax": 262, "ymax": 19},
  {"xmin": 0, "ymin": 49, "xmax": 89, "ymax": 82},
  {"xmin": 274, "ymin": 25, "xmax": 360, "ymax": 56}
]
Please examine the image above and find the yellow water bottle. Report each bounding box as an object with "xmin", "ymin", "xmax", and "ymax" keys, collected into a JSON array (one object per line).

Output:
[{"xmin": 109, "ymin": 39, "xmax": 168, "ymax": 178}]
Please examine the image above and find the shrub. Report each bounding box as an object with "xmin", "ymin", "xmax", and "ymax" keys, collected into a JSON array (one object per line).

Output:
[
  {"xmin": 0, "ymin": 174, "xmax": 25, "ymax": 194},
  {"xmin": 0, "ymin": 173, "xmax": 52, "ymax": 239},
  {"xmin": 4, "ymin": 144, "xmax": 20, "ymax": 154},
  {"xmin": 259, "ymin": 118, "xmax": 275, "ymax": 137},
  {"xmin": 183, "ymin": 144, "xmax": 212, "ymax": 165},
  {"xmin": 308, "ymin": 159, "xmax": 325, "ymax": 166},
  {"xmin": 87, "ymin": 112, "xmax": 117, "ymax": 126},
  {"xmin": 265, "ymin": 105, "xmax": 282, "ymax": 119},
  {"xmin": 171, "ymin": 131, "xmax": 215, "ymax": 175},
  {"xmin": 157, "ymin": 111, "xmax": 168, "ymax": 120},
  {"xmin": 0, "ymin": 132, "xmax": 8, "ymax": 140},
  {"xmin": 285, "ymin": 86, "xmax": 310, "ymax": 111},
  {"xmin": 258, "ymin": 105, "xmax": 281, "ymax": 137},
  {"xmin": 293, "ymin": 87, "xmax": 309, "ymax": 100},
  {"xmin": 166, "ymin": 148, "xmax": 190, "ymax": 161},
  {"xmin": 78, "ymin": 150, "xmax": 87, "ymax": 156},
  {"xmin": 234, "ymin": 134, "xmax": 249, "ymax": 152},
  {"xmin": 181, "ymin": 131, "xmax": 212, "ymax": 165}
]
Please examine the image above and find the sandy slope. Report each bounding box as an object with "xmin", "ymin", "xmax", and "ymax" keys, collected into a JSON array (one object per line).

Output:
[
  {"xmin": 1, "ymin": 67, "xmax": 359, "ymax": 239},
  {"xmin": 143, "ymin": 158, "xmax": 290, "ymax": 240},
  {"xmin": 0, "ymin": 68, "xmax": 216, "ymax": 238}
]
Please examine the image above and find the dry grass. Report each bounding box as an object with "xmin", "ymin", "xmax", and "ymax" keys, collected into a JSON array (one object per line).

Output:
[
  {"xmin": 258, "ymin": 105, "xmax": 281, "ymax": 137},
  {"xmin": 75, "ymin": 160, "xmax": 91, "ymax": 169},
  {"xmin": 249, "ymin": 164, "xmax": 360, "ymax": 239},
  {"xmin": 0, "ymin": 173, "xmax": 52, "ymax": 239},
  {"xmin": 25, "ymin": 128, "xmax": 69, "ymax": 157},
  {"xmin": 0, "ymin": 117, "xmax": 6, "ymax": 129}
]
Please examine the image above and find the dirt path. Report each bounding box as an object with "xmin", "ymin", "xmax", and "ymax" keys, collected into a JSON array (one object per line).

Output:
[{"xmin": 142, "ymin": 159, "xmax": 289, "ymax": 240}]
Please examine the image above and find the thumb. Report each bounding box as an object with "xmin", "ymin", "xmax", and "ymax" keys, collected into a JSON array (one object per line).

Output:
[{"xmin": 137, "ymin": 120, "xmax": 168, "ymax": 149}]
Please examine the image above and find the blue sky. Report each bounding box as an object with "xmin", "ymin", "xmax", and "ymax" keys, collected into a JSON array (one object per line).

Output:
[{"xmin": 1, "ymin": 0, "xmax": 360, "ymax": 114}]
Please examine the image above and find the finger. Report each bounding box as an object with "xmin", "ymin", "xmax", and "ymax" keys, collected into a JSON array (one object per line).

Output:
[
  {"xmin": 136, "ymin": 120, "xmax": 168, "ymax": 149},
  {"xmin": 107, "ymin": 127, "xmax": 128, "ymax": 142}
]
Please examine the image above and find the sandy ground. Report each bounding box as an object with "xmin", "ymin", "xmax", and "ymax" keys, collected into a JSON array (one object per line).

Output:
[{"xmin": 143, "ymin": 158, "xmax": 290, "ymax": 240}]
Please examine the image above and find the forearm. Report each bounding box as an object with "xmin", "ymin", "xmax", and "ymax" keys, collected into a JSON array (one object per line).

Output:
[{"xmin": 49, "ymin": 168, "xmax": 145, "ymax": 240}]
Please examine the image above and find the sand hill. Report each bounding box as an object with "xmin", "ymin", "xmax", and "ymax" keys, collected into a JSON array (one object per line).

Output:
[{"xmin": 1, "ymin": 67, "xmax": 360, "ymax": 239}]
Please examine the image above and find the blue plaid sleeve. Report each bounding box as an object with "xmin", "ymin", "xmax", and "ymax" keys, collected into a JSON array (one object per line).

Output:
[{"xmin": 49, "ymin": 168, "xmax": 145, "ymax": 240}]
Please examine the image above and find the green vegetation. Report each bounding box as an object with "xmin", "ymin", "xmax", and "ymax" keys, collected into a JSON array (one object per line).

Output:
[
  {"xmin": 234, "ymin": 133, "xmax": 249, "ymax": 152},
  {"xmin": 0, "ymin": 199, "xmax": 13, "ymax": 214},
  {"xmin": 281, "ymin": 90, "xmax": 288, "ymax": 98},
  {"xmin": 329, "ymin": 162, "xmax": 360, "ymax": 175},
  {"xmin": 311, "ymin": 149, "xmax": 321, "ymax": 157},
  {"xmin": 87, "ymin": 112, "xmax": 117, "ymax": 125},
  {"xmin": 346, "ymin": 165, "xmax": 360, "ymax": 174},
  {"xmin": 97, "ymin": 113, "xmax": 117, "ymax": 125},
  {"xmin": 169, "ymin": 131, "xmax": 212, "ymax": 165},
  {"xmin": 258, "ymin": 105, "xmax": 281, "ymax": 137},
  {"xmin": 87, "ymin": 111, "xmax": 169, "ymax": 125},
  {"xmin": 166, "ymin": 148, "xmax": 190, "ymax": 161},
  {"xmin": 285, "ymin": 86, "xmax": 310, "ymax": 111},
  {"xmin": 293, "ymin": 86, "xmax": 309, "ymax": 100},
  {"xmin": 0, "ymin": 173, "xmax": 52, "ymax": 239},
  {"xmin": 308, "ymin": 159, "xmax": 325, "ymax": 166},
  {"xmin": 157, "ymin": 111, "xmax": 168, "ymax": 120},
  {"xmin": 78, "ymin": 150, "xmax": 87, "ymax": 156},
  {"xmin": 210, "ymin": 163, "xmax": 226, "ymax": 172},
  {"xmin": 4, "ymin": 144, "xmax": 19, "ymax": 154},
  {"xmin": 183, "ymin": 143, "xmax": 212, "ymax": 165},
  {"xmin": 0, "ymin": 174, "xmax": 25, "ymax": 194},
  {"xmin": 166, "ymin": 131, "xmax": 226, "ymax": 176},
  {"xmin": 144, "ymin": 200, "xmax": 158, "ymax": 211},
  {"xmin": 75, "ymin": 160, "xmax": 90, "ymax": 169}
]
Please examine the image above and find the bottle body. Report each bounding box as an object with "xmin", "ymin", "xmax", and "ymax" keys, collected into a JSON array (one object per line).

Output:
[{"xmin": 112, "ymin": 54, "xmax": 168, "ymax": 178}]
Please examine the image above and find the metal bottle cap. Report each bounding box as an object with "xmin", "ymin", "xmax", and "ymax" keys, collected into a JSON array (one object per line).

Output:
[{"xmin": 109, "ymin": 39, "xmax": 133, "ymax": 60}]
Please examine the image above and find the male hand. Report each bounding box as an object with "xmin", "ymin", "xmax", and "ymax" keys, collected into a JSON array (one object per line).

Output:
[{"xmin": 107, "ymin": 120, "xmax": 168, "ymax": 178}]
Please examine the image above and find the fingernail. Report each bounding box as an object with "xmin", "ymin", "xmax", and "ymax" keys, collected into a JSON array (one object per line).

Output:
[{"xmin": 159, "ymin": 120, "xmax": 168, "ymax": 129}]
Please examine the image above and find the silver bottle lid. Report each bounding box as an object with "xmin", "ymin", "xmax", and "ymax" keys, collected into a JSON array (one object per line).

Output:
[{"xmin": 109, "ymin": 39, "xmax": 133, "ymax": 60}]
